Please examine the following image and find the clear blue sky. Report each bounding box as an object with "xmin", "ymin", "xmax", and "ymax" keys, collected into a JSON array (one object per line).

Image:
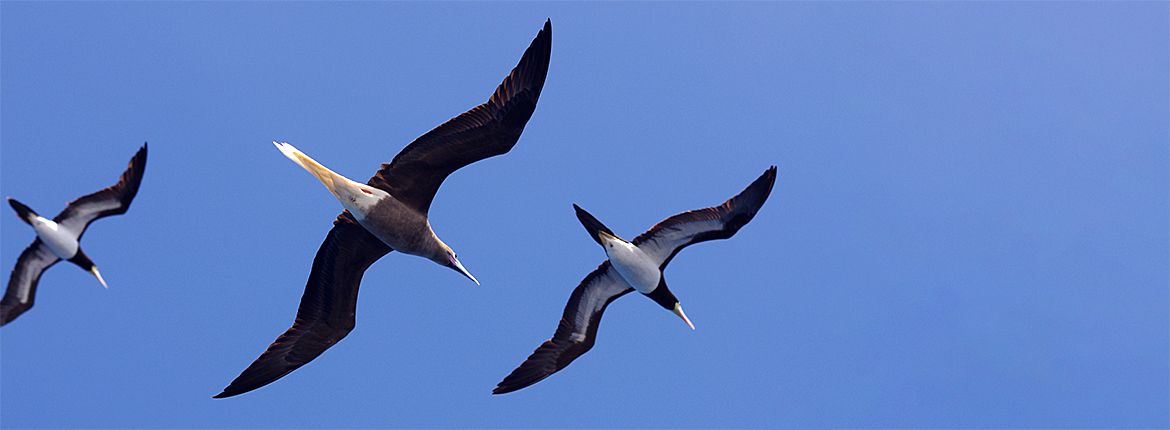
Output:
[{"xmin": 2, "ymin": 2, "xmax": 1166, "ymax": 428}]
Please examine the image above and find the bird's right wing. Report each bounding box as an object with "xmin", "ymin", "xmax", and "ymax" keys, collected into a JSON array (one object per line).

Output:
[
  {"xmin": 1, "ymin": 239, "xmax": 60, "ymax": 326},
  {"xmin": 493, "ymin": 261, "xmax": 633, "ymax": 394},
  {"xmin": 214, "ymin": 212, "xmax": 391, "ymax": 398}
]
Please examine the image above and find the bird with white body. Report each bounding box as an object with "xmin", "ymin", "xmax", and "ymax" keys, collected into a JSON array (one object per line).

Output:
[
  {"xmin": 2, "ymin": 143, "xmax": 147, "ymax": 326},
  {"xmin": 493, "ymin": 166, "xmax": 776, "ymax": 394}
]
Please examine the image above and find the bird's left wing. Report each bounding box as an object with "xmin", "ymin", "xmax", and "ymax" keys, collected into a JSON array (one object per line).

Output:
[
  {"xmin": 1, "ymin": 240, "xmax": 60, "ymax": 326},
  {"xmin": 632, "ymin": 166, "xmax": 777, "ymax": 269},
  {"xmin": 54, "ymin": 143, "xmax": 148, "ymax": 238},
  {"xmin": 214, "ymin": 212, "xmax": 391, "ymax": 398},
  {"xmin": 367, "ymin": 20, "xmax": 552, "ymax": 214},
  {"xmin": 493, "ymin": 261, "xmax": 633, "ymax": 394}
]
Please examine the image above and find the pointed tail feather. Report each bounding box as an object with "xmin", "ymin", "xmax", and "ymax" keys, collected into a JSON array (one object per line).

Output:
[
  {"xmin": 7, "ymin": 198, "xmax": 38, "ymax": 225},
  {"xmin": 573, "ymin": 204, "xmax": 618, "ymax": 245},
  {"xmin": 272, "ymin": 142, "xmax": 359, "ymax": 196}
]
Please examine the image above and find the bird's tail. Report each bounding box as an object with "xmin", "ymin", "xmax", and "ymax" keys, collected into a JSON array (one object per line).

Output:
[
  {"xmin": 573, "ymin": 204, "xmax": 619, "ymax": 246},
  {"xmin": 272, "ymin": 141, "xmax": 361, "ymax": 198},
  {"xmin": 7, "ymin": 198, "xmax": 39, "ymax": 225}
]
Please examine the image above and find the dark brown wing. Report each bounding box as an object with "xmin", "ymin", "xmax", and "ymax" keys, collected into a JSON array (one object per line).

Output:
[
  {"xmin": 54, "ymin": 143, "xmax": 148, "ymax": 238},
  {"xmin": 214, "ymin": 212, "xmax": 391, "ymax": 398},
  {"xmin": 633, "ymin": 166, "xmax": 777, "ymax": 269},
  {"xmin": 367, "ymin": 20, "xmax": 552, "ymax": 214},
  {"xmin": 493, "ymin": 261, "xmax": 633, "ymax": 394},
  {"xmin": 1, "ymin": 240, "xmax": 60, "ymax": 326}
]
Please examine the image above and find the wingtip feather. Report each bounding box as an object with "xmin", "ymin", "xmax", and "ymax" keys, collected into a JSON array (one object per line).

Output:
[
  {"xmin": 132, "ymin": 142, "xmax": 149, "ymax": 164},
  {"xmin": 492, "ymin": 385, "xmax": 518, "ymax": 395}
]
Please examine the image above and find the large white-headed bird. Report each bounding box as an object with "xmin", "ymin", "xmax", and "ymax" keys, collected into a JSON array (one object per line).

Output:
[
  {"xmin": 2, "ymin": 143, "xmax": 148, "ymax": 327},
  {"xmin": 493, "ymin": 166, "xmax": 776, "ymax": 394},
  {"xmin": 214, "ymin": 20, "xmax": 552, "ymax": 398}
]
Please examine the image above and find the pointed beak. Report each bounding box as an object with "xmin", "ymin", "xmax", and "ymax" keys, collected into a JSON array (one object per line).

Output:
[
  {"xmin": 449, "ymin": 255, "xmax": 480, "ymax": 286},
  {"xmin": 672, "ymin": 303, "xmax": 695, "ymax": 330},
  {"xmin": 90, "ymin": 267, "xmax": 108, "ymax": 289}
]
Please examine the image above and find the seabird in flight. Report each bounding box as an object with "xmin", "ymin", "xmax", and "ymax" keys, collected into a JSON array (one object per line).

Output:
[
  {"xmin": 214, "ymin": 20, "xmax": 552, "ymax": 398},
  {"xmin": 2, "ymin": 143, "xmax": 148, "ymax": 326},
  {"xmin": 493, "ymin": 166, "xmax": 776, "ymax": 394}
]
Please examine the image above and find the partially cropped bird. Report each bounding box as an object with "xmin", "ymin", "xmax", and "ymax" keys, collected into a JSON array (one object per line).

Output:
[
  {"xmin": 493, "ymin": 166, "xmax": 776, "ymax": 394},
  {"xmin": 2, "ymin": 143, "xmax": 148, "ymax": 327},
  {"xmin": 215, "ymin": 20, "xmax": 552, "ymax": 398}
]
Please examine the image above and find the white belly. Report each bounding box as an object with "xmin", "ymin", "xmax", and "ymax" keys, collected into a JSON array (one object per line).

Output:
[
  {"xmin": 603, "ymin": 238, "xmax": 661, "ymax": 294},
  {"xmin": 32, "ymin": 217, "xmax": 79, "ymax": 259}
]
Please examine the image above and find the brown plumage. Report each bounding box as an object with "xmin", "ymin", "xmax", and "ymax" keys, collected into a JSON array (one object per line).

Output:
[
  {"xmin": 2, "ymin": 143, "xmax": 148, "ymax": 326},
  {"xmin": 215, "ymin": 20, "xmax": 552, "ymax": 399},
  {"xmin": 1, "ymin": 240, "xmax": 59, "ymax": 326},
  {"xmin": 492, "ymin": 261, "xmax": 633, "ymax": 394},
  {"xmin": 214, "ymin": 213, "xmax": 388, "ymax": 398},
  {"xmin": 493, "ymin": 166, "xmax": 777, "ymax": 394},
  {"xmin": 52, "ymin": 145, "xmax": 148, "ymax": 237},
  {"xmin": 368, "ymin": 20, "xmax": 552, "ymax": 215}
]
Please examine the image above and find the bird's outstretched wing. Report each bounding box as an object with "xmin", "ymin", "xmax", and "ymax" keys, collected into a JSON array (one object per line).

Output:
[
  {"xmin": 367, "ymin": 20, "xmax": 552, "ymax": 214},
  {"xmin": 632, "ymin": 166, "xmax": 777, "ymax": 269},
  {"xmin": 1, "ymin": 240, "xmax": 60, "ymax": 326},
  {"xmin": 493, "ymin": 262, "xmax": 633, "ymax": 394},
  {"xmin": 53, "ymin": 143, "xmax": 148, "ymax": 238},
  {"xmin": 215, "ymin": 212, "xmax": 391, "ymax": 398}
]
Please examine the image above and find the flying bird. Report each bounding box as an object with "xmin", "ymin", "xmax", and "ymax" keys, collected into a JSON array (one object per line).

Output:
[
  {"xmin": 2, "ymin": 143, "xmax": 148, "ymax": 326},
  {"xmin": 214, "ymin": 20, "xmax": 552, "ymax": 398},
  {"xmin": 493, "ymin": 166, "xmax": 776, "ymax": 394}
]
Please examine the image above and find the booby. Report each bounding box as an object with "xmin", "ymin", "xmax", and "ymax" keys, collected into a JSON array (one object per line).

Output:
[
  {"xmin": 1, "ymin": 143, "xmax": 148, "ymax": 326},
  {"xmin": 492, "ymin": 166, "xmax": 776, "ymax": 394},
  {"xmin": 214, "ymin": 20, "xmax": 552, "ymax": 398}
]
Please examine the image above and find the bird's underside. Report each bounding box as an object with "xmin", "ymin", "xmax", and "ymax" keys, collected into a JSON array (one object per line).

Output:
[
  {"xmin": 2, "ymin": 143, "xmax": 147, "ymax": 327},
  {"xmin": 215, "ymin": 20, "xmax": 552, "ymax": 398},
  {"xmin": 492, "ymin": 166, "xmax": 777, "ymax": 394}
]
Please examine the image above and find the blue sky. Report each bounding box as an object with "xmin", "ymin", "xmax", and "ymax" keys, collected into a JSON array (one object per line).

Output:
[{"xmin": 2, "ymin": 2, "xmax": 1166, "ymax": 428}]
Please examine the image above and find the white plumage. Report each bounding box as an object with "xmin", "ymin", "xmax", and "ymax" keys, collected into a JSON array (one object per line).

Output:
[
  {"xmin": 31, "ymin": 216, "xmax": 79, "ymax": 260},
  {"xmin": 599, "ymin": 234, "xmax": 662, "ymax": 294}
]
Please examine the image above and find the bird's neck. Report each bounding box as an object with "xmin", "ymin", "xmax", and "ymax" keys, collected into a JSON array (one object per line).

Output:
[
  {"xmin": 416, "ymin": 226, "xmax": 450, "ymax": 263},
  {"xmin": 67, "ymin": 249, "xmax": 96, "ymax": 271}
]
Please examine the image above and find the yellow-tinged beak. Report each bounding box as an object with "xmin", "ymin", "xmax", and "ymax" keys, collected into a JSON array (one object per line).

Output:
[
  {"xmin": 449, "ymin": 255, "xmax": 480, "ymax": 286},
  {"xmin": 672, "ymin": 303, "xmax": 695, "ymax": 330},
  {"xmin": 90, "ymin": 266, "xmax": 108, "ymax": 289}
]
